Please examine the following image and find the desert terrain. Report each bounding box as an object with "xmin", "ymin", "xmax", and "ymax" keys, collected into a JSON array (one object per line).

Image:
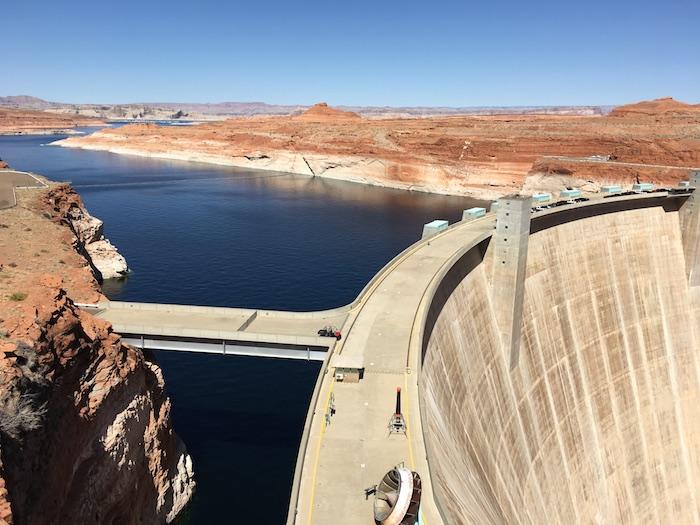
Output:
[
  {"xmin": 0, "ymin": 107, "xmax": 103, "ymax": 135},
  {"xmin": 0, "ymin": 177, "xmax": 103, "ymax": 306},
  {"xmin": 55, "ymin": 98, "xmax": 700, "ymax": 198}
]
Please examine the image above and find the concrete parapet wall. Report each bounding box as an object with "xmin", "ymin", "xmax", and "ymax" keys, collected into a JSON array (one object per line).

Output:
[{"xmin": 420, "ymin": 202, "xmax": 700, "ymax": 523}]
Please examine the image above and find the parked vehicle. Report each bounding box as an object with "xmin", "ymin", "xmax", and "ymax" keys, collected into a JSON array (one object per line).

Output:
[{"xmin": 318, "ymin": 325, "xmax": 342, "ymax": 340}]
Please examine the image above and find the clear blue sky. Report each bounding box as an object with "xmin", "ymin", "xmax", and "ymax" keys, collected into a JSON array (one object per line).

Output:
[{"xmin": 4, "ymin": 0, "xmax": 699, "ymax": 107}]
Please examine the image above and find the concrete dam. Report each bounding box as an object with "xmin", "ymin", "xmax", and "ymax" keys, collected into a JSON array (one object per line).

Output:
[
  {"xmin": 74, "ymin": 175, "xmax": 700, "ymax": 524},
  {"xmin": 421, "ymin": 193, "xmax": 700, "ymax": 523},
  {"xmin": 290, "ymin": 174, "xmax": 700, "ymax": 524}
]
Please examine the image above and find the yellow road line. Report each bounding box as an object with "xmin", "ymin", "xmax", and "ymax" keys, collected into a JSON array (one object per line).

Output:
[
  {"xmin": 306, "ymin": 380, "xmax": 335, "ymax": 525},
  {"xmin": 404, "ymin": 372, "xmax": 417, "ymax": 470}
]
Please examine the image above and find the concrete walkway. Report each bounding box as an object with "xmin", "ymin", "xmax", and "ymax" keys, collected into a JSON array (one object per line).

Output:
[
  {"xmin": 90, "ymin": 300, "xmax": 349, "ymax": 351},
  {"xmin": 290, "ymin": 215, "xmax": 496, "ymax": 525},
  {"xmin": 0, "ymin": 169, "xmax": 45, "ymax": 209}
]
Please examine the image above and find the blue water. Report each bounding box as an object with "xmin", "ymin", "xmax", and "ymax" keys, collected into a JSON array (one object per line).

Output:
[{"xmin": 0, "ymin": 131, "xmax": 481, "ymax": 523}]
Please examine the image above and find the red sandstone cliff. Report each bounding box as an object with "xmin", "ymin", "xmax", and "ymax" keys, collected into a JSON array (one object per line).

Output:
[
  {"xmin": 41, "ymin": 184, "xmax": 129, "ymax": 280},
  {"xmin": 0, "ymin": 280, "xmax": 194, "ymax": 524},
  {"xmin": 0, "ymin": 176, "xmax": 194, "ymax": 524},
  {"xmin": 55, "ymin": 99, "xmax": 700, "ymax": 198}
]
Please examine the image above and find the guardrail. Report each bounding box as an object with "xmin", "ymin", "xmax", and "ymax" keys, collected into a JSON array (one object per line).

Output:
[
  {"xmin": 122, "ymin": 334, "xmax": 328, "ymax": 361},
  {"xmin": 73, "ymin": 302, "xmax": 101, "ymax": 309},
  {"xmin": 98, "ymin": 299, "xmax": 351, "ymax": 320}
]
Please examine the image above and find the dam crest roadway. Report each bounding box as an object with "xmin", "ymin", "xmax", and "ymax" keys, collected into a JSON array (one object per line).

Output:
[{"xmin": 80, "ymin": 174, "xmax": 700, "ymax": 525}]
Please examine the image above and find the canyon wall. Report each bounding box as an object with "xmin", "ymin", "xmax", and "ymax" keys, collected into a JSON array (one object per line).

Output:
[
  {"xmin": 420, "ymin": 202, "xmax": 700, "ymax": 523},
  {"xmin": 0, "ymin": 279, "xmax": 194, "ymax": 524},
  {"xmin": 0, "ymin": 178, "xmax": 193, "ymax": 524}
]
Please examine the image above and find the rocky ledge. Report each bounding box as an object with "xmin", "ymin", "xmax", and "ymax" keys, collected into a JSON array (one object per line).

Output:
[{"xmin": 41, "ymin": 184, "xmax": 129, "ymax": 281}]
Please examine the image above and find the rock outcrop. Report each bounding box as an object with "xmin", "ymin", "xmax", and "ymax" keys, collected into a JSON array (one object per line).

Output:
[
  {"xmin": 293, "ymin": 102, "xmax": 361, "ymax": 121},
  {"xmin": 0, "ymin": 277, "xmax": 194, "ymax": 524},
  {"xmin": 609, "ymin": 97, "xmax": 700, "ymax": 118},
  {"xmin": 41, "ymin": 184, "xmax": 129, "ymax": 280}
]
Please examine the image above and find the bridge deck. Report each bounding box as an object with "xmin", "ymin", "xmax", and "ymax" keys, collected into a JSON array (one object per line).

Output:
[
  {"xmin": 99, "ymin": 306, "xmax": 253, "ymax": 333},
  {"xmin": 88, "ymin": 301, "xmax": 349, "ymax": 360}
]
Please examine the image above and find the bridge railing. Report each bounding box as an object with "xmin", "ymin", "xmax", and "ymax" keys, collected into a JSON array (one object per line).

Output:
[{"xmin": 97, "ymin": 299, "xmax": 352, "ymax": 319}]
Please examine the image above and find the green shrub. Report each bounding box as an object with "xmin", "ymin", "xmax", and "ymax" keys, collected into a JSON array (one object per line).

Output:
[{"xmin": 9, "ymin": 292, "xmax": 27, "ymax": 302}]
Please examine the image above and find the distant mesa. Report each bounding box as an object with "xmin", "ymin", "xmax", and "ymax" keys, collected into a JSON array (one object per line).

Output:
[
  {"xmin": 610, "ymin": 97, "xmax": 700, "ymax": 117},
  {"xmin": 0, "ymin": 95, "xmax": 54, "ymax": 109},
  {"xmin": 294, "ymin": 102, "xmax": 361, "ymax": 121}
]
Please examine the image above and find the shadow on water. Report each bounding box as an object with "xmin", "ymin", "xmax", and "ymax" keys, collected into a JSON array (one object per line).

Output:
[{"xmin": 0, "ymin": 132, "xmax": 484, "ymax": 523}]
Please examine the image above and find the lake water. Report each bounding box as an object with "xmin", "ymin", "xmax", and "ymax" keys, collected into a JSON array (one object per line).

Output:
[{"xmin": 0, "ymin": 130, "xmax": 482, "ymax": 523}]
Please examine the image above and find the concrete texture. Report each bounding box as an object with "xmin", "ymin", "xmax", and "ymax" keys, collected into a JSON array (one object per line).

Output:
[
  {"xmin": 490, "ymin": 195, "xmax": 532, "ymax": 369},
  {"xmin": 291, "ymin": 190, "xmax": 698, "ymax": 525},
  {"xmin": 681, "ymin": 170, "xmax": 700, "ymax": 286},
  {"xmin": 421, "ymin": 197, "xmax": 700, "ymax": 523},
  {"xmin": 422, "ymin": 219, "xmax": 449, "ymax": 239}
]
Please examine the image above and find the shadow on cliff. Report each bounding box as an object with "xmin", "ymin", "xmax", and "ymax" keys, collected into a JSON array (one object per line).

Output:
[{"xmin": 1, "ymin": 324, "xmax": 191, "ymax": 525}]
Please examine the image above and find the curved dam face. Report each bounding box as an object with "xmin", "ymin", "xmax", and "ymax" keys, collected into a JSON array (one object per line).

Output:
[{"xmin": 420, "ymin": 198, "xmax": 700, "ymax": 523}]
